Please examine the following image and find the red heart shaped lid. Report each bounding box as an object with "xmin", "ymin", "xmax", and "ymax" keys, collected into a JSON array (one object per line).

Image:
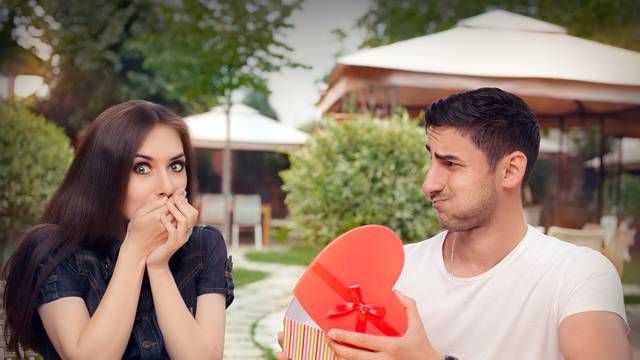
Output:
[{"xmin": 293, "ymin": 225, "xmax": 407, "ymax": 336}]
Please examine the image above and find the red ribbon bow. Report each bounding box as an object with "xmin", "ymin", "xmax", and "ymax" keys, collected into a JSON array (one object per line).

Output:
[
  {"xmin": 312, "ymin": 262, "xmax": 399, "ymax": 335},
  {"xmin": 327, "ymin": 284, "xmax": 386, "ymax": 332}
]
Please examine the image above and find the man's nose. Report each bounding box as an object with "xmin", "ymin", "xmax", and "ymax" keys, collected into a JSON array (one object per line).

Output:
[{"xmin": 422, "ymin": 165, "xmax": 444, "ymax": 197}]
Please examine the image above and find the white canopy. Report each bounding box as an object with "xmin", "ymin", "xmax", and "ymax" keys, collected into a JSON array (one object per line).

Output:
[
  {"xmin": 185, "ymin": 103, "xmax": 309, "ymax": 152},
  {"xmin": 317, "ymin": 10, "xmax": 640, "ymax": 136}
]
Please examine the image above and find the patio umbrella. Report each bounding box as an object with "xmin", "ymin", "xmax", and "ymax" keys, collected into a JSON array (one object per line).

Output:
[
  {"xmin": 185, "ymin": 103, "xmax": 309, "ymax": 151},
  {"xmin": 317, "ymin": 9, "xmax": 640, "ymax": 137}
]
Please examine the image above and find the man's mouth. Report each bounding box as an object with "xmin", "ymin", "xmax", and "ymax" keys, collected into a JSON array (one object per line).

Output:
[{"xmin": 431, "ymin": 198, "xmax": 446, "ymax": 207}]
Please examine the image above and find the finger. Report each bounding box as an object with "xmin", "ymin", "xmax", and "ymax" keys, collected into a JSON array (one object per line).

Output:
[
  {"xmin": 173, "ymin": 193, "xmax": 198, "ymax": 224},
  {"xmin": 149, "ymin": 205, "xmax": 170, "ymax": 220},
  {"xmin": 137, "ymin": 196, "xmax": 169, "ymax": 216},
  {"xmin": 277, "ymin": 331, "xmax": 284, "ymax": 348},
  {"xmin": 160, "ymin": 214, "xmax": 177, "ymax": 236},
  {"xmin": 274, "ymin": 352, "xmax": 290, "ymax": 360},
  {"xmin": 327, "ymin": 329, "xmax": 389, "ymax": 353},
  {"xmin": 326, "ymin": 336, "xmax": 378, "ymax": 360},
  {"xmin": 166, "ymin": 198, "xmax": 187, "ymax": 231},
  {"xmin": 394, "ymin": 291, "xmax": 423, "ymax": 329}
]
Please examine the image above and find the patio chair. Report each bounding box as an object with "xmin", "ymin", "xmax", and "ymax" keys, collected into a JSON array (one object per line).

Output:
[
  {"xmin": 232, "ymin": 195, "xmax": 263, "ymax": 250},
  {"xmin": 603, "ymin": 228, "xmax": 637, "ymax": 277},
  {"xmin": 199, "ymin": 193, "xmax": 226, "ymax": 229},
  {"xmin": 547, "ymin": 226, "xmax": 604, "ymax": 252},
  {"xmin": 581, "ymin": 223, "xmax": 602, "ymax": 231}
]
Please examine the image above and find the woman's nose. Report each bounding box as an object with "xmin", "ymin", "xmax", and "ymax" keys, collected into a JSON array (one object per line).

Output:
[{"xmin": 156, "ymin": 169, "xmax": 176, "ymax": 198}]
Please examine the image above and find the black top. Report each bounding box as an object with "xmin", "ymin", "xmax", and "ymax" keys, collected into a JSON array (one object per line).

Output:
[{"xmin": 35, "ymin": 226, "xmax": 234, "ymax": 359}]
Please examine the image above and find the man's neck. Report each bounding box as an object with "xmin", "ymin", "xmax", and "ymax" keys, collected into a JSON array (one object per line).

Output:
[{"xmin": 444, "ymin": 203, "xmax": 528, "ymax": 278}]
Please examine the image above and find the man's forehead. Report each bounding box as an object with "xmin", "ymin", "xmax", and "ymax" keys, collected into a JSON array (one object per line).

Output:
[{"xmin": 426, "ymin": 126, "xmax": 469, "ymax": 145}]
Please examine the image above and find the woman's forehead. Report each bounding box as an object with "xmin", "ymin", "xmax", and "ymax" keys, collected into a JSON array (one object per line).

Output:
[{"xmin": 136, "ymin": 125, "xmax": 184, "ymax": 155}]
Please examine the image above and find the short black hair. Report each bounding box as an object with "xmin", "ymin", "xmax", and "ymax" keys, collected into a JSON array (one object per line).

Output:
[{"xmin": 425, "ymin": 87, "xmax": 540, "ymax": 186}]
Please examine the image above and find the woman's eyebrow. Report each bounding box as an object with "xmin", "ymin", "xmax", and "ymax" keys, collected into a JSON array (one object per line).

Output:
[{"xmin": 134, "ymin": 153, "xmax": 185, "ymax": 161}]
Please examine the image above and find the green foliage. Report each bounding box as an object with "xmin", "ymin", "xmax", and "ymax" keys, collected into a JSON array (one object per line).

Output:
[
  {"xmin": 281, "ymin": 114, "xmax": 439, "ymax": 247},
  {"xmin": 4, "ymin": 0, "xmax": 304, "ymax": 132},
  {"xmin": 604, "ymin": 174, "xmax": 640, "ymax": 224},
  {"xmin": 242, "ymin": 90, "xmax": 278, "ymax": 120},
  {"xmin": 126, "ymin": 0, "xmax": 306, "ymax": 108},
  {"xmin": 354, "ymin": 0, "xmax": 640, "ymax": 51},
  {"xmin": 0, "ymin": 102, "xmax": 74, "ymax": 247}
]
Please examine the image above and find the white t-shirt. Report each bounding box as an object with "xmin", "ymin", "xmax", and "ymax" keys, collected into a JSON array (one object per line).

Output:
[{"xmin": 394, "ymin": 226, "xmax": 628, "ymax": 359}]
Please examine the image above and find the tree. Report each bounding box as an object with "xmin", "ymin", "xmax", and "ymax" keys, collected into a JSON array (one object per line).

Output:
[
  {"xmin": 242, "ymin": 89, "xmax": 279, "ymax": 120},
  {"xmin": 3, "ymin": 0, "xmax": 304, "ymax": 136},
  {"xmin": 127, "ymin": 0, "xmax": 305, "ymax": 108},
  {"xmin": 354, "ymin": 0, "xmax": 640, "ymax": 51}
]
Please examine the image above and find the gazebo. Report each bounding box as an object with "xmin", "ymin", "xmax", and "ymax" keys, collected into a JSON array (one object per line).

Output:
[{"xmin": 317, "ymin": 9, "xmax": 640, "ymax": 219}]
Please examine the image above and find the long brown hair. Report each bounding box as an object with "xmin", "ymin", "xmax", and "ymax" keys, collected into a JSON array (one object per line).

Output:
[{"xmin": 3, "ymin": 100, "xmax": 195, "ymax": 355}]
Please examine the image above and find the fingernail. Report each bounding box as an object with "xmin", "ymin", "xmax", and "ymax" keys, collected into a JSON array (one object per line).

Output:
[{"xmin": 327, "ymin": 330, "xmax": 337, "ymax": 339}]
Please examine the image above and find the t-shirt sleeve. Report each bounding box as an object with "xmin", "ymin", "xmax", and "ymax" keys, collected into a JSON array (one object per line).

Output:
[
  {"xmin": 36, "ymin": 254, "xmax": 86, "ymax": 306},
  {"xmin": 196, "ymin": 226, "xmax": 234, "ymax": 308},
  {"xmin": 557, "ymin": 248, "xmax": 628, "ymax": 332}
]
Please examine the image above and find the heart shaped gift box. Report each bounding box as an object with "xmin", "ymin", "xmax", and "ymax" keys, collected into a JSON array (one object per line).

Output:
[{"xmin": 283, "ymin": 225, "xmax": 408, "ymax": 360}]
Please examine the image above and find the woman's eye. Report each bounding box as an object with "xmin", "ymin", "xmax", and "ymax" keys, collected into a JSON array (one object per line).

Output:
[
  {"xmin": 170, "ymin": 161, "xmax": 185, "ymax": 172},
  {"xmin": 134, "ymin": 163, "xmax": 151, "ymax": 174}
]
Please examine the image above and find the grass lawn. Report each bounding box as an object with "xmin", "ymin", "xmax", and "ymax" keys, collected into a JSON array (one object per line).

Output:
[
  {"xmin": 623, "ymin": 255, "xmax": 640, "ymax": 285},
  {"xmin": 622, "ymin": 254, "xmax": 640, "ymax": 304},
  {"xmin": 245, "ymin": 245, "xmax": 319, "ymax": 266},
  {"xmin": 232, "ymin": 267, "xmax": 269, "ymax": 288}
]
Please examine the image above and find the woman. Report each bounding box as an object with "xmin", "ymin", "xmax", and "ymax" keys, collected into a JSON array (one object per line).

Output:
[{"xmin": 3, "ymin": 100, "xmax": 234, "ymax": 359}]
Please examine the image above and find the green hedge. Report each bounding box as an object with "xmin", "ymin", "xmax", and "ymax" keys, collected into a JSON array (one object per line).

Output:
[
  {"xmin": 281, "ymin": 114, "xmax": 439, "ymax": 248},
  {"xmin": 0, "ymin": 102, "xmax": 74, "ymax": 250}
]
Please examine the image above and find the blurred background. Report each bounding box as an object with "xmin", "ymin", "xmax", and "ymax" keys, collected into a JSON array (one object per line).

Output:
[{"xmin": 2, "ymin": 1, "xmax": 640, "ymax": 358}]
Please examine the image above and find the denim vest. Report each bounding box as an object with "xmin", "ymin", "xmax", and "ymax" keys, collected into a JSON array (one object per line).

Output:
[{"xmin": 35, "ymin": 226, "xmax": 234, "ymax": 359}]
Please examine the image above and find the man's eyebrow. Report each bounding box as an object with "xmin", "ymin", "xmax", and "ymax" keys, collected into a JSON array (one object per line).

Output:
[
  {"xmin": 424, "ymin": 145, "xmax": 462, "ymax": 162},
  {"xmin": 134, "ymin": 153, "xmax": 185, "ymax": 161},
  {"xmin": 434, "ymin": 152, "xmax": 462, "ymax": 162}
]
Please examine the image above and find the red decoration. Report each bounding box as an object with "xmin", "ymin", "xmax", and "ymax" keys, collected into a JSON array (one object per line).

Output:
[{"xmin": 293, "ymin": 225, "xmax": 408, "ymax": 336}]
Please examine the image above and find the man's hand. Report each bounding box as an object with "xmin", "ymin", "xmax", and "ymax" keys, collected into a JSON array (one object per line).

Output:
[
  {"xmin": 275, "ymin": 332, "xmax": 288, "ymax": 360},
  {"xmin": 326, "ymin": 291, "xmax": 442, "ymax": 360},
  {"xmin": 275, "ymin": 291, "xmax": 443, "ymax": 360}
]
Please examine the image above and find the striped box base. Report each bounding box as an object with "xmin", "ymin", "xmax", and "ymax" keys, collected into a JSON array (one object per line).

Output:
[{"xmin": 283, "ymin": 315, "xmax": 336, "ymax": 360}]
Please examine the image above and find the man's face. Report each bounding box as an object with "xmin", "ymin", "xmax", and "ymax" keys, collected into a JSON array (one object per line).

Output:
[{"xmin": 423, "ymin": 126, "xmax": 499, "ymax": 231}]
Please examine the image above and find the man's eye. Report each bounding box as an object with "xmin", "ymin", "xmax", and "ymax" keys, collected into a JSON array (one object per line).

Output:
[
  {"xmin": 446, "ymin": 161, "xmax": 456, "ymax": 168},
  {"xmin": 134, "ymin": 163, "xmax": 151, "ymax": 174},
  {"xmin": 170, "ymin": 161, "xmax": 185, "ymax": 172}
]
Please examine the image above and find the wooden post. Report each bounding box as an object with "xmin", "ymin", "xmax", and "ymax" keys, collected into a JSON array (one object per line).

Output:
[{"xmin": 261, "ymin": 204, "xmax": 271, "ymax": 248}]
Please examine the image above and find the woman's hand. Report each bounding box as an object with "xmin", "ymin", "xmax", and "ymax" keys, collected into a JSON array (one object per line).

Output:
[
  {"xmin": 147, "ymin": 189, "xmax": 199, "ymax": 270},
  {"xmin": 121, "ymin": 196, "xmax": 171, "ymax": 261}
]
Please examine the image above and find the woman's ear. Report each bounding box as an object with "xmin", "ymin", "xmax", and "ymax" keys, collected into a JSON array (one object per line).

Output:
[{"xmin": 500, "ymin": 151, "xmax": 527, "ymax": 190}]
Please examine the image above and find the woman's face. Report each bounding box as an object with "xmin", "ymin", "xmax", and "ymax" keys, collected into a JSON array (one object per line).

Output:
[{"xmin": 123, "ymin": 125, "xmax": 188, "ymax": 220}]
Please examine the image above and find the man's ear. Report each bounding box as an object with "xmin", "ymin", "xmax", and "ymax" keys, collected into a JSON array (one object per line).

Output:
[{"xmin": 499, "ymin": 151, "xmax": 527, "ymax": 189}]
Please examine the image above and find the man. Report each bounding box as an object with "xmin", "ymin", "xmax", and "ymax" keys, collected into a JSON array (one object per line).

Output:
[{"xmin": 277, "ymin": 88, "xmax": 630, "ymax": 359}]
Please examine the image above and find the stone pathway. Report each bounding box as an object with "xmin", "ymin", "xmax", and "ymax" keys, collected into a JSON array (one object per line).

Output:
[{"xmin": 224, "ymin": 247, "xmax": 305, "ymax": 359}]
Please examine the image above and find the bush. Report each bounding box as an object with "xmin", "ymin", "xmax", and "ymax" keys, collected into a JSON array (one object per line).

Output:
[
  {"xmin": 281, "ymin": 114, "xmax": 439, "ymax": 248},
  {"xmin": 604, "ymin": 174, "xmax": 640, "ymax": 224},
  {"xmin": 0, "ymin": 102, "xmax": 74, "ymax": 255}
]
